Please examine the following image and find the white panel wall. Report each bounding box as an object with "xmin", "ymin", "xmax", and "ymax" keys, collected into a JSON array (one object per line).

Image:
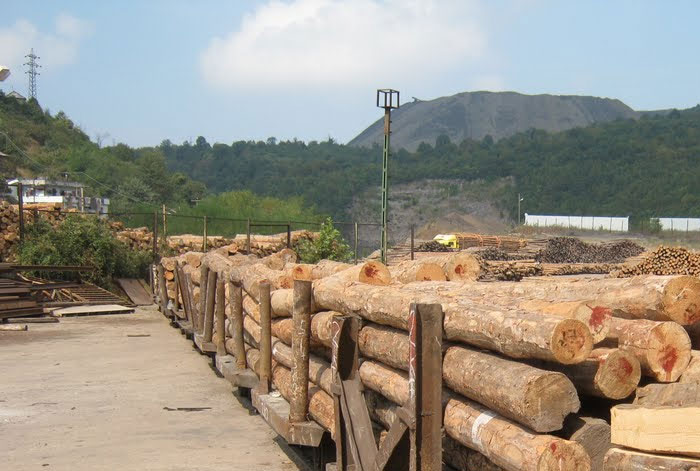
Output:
[
  {"xmin": 524, "ymin": 214, "xmax": 629, "ymax": 232},
  {"xmin": 657, "ymin": 218, "xmax": 700, "ymax": 232}
]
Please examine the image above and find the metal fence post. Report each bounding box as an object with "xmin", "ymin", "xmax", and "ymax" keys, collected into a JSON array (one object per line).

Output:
[
  {"xmin": 17, "ymin": 182, "xmax": 24, "ymax": 242},
  {"xmin": 410, "ymin": 224, "xmax": 415, "ymax": 261},
  {"xmin": 354, "ymin": 222, "xmax": 359, "ymax": 265},
  {"xmin": 246, "ymin": 218, "xmax": 251, "ymax": 254},
  {"xmin": 152, "ymin": 211, "xmax": 158, "ymax": 259},
  {"xmin": 202, "ymin": 216, "xmax": 208, "ymax": 252}
]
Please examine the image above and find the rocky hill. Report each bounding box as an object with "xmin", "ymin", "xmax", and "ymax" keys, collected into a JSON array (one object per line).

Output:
[{"xmin": 349, "ymin": 91, "xmax": 640, "ymax": 151}]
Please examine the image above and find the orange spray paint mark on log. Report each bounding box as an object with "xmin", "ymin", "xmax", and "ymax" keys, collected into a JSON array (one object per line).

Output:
[
  {"xmin": 616, "ymin": 357, "xmax": 633, "ymax": 379},
  {"xmin": 364, "ymin": 265, "xmax": 378, "ymax": 278},
  {"xmin": 588, "ymin": 305, "xmax": 611, "ymax": 330},
  {"xmin": 454, "ymin": 264, "xmax": 464, "ymax": 275},
  {"xmin": 660, "ymin": 345, "xmax": 678, "ymax": 375}
]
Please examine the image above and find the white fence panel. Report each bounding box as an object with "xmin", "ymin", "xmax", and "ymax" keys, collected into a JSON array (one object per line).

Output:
[
  {"xmin": 657, "ymin": 218, "xmax": 700, "ymax": 232},
  {"xmin": 524, "ymin": 214, "xmax": 629, "ymax": 232}
]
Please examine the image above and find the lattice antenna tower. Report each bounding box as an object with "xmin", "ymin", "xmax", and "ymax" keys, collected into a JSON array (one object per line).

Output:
[{"xmin": 24, "ymin": 48, "xmax": 41, "ymax": 100}]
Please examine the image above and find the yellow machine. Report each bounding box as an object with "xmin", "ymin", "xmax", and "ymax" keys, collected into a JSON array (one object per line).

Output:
[{"xmin": 433, "ymin": 234, "xmax": 459, "ymax": 249}]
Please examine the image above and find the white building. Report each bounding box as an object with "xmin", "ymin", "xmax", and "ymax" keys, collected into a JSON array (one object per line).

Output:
[{"xmin": 6, "ymin": 177, "xmax": 109, "ymax": 215}]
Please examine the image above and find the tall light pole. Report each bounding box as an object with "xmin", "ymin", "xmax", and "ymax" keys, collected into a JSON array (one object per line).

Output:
[
  {"xmin": 376, "ymin": 89, "xmax": 400, "ymax": 264},
  {"xmin": 518, "ymin": 193, "xmax": 524, "ymax": 225}
]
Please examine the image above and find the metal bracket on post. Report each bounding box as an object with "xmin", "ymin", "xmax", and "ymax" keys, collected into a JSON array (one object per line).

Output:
[{"xmin": 331, "ymin": 302, "xmax": 443, "ymax": 471}]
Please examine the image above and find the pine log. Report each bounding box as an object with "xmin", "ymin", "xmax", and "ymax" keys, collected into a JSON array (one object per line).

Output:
[
  {"xmin": 603, "ymin": 447, "xmax": 700, "ymax": 471},
  {"xmin": 680, "ymin": 351, "xmax": 700, "ymax": 384},
  {"xmin": 270, "ymin": 288, "xmax": 317, "ymax": 317},
  {"xmin": 328, "ymin": 261, "xmax": 391, "ymax": 285},
  {"xmin": 229, "ymin": 263, "xmax": 293, "ymax": 299},
  {"xmin": 611, "ymin": 404, "xmax": 700, "ymax": 458},
  {"xmin": 443, "ymin": 346, "xmax": 580, "ymax": 432},
  {"xmin": 539, "ymin": 348, "xmax": 641, "ymax": 400},
  {"xmin": 388, "ymin": 259, "xmax": 446, "ymax": 283},
  {"xmin": 445, "ymin": 397, "xmax": 591, "ymax": 471},
  {"xmin": 269, "ymin": 311, "xmax": 340, "ymax": 350},
  {"xmin": 558, "ymin": 416, "xmax": 611, "ymax": 471},
  {"xmin": 519, "ymin": 300, "xmax": 612, "ymax": 344},
  {"xmin": 688, "ymin": 323, "xmax": 700, "ymax": 350},
  {"xmin": 260, "ymin": 248, "xmax": 297, "ymax": 270},
  {"xmin": 164, "ymin": 270, "xmax": 175, "ymax": 281},
  {"xmin": 271, "ymin": 338, "xmax": 332, "ymax": 394},
  {"xmin": 183, "ymin": 251, "xmax": 203, "ymax": 268},
  {"xmin": 634, "ymin": 383, "xmax": 700, "ymax": 407},
  {"xmin": 358, "ymin": 323, "xmax": 410, "ymax": 371},
  {"xmin": 519, "ymin": 275, "xmax": 700, "ymax": 325},
  {"xmin": 608, "ymin": 318, "xmax": 691, "ymax": 382},
  {"xmin": 161, "ymin": 257, "xmax": 176, "ymax": 271},
  {"xmin": 419, "ymin": 253, "xmax": 482, "ymax": 281},
  {"xmin": 359, "ymin": 360, "xmax": 409, "ymax": 405},
  {"xmin": 313, "ymin": 277, "xmax": 592, "ymax": 364}
]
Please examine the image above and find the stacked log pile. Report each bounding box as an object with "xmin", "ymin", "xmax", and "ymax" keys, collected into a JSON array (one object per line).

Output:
[
  {"xmin": 617, "ymin": 245, "xmax": 700, "ymax": 277},
  {"xmin": 224, "ymin": 230, "xmax": 317, "ymax": 257},
  {"xmin": 535, "ymin": 237, "xmax": 645, "ymax": 264},
  {"xmin": 0, "ymin": 201, "xmax": 75, "ymax": 260},
  {"xmin": 114, "ymin": 226, "xmax": 153, "ymax": 251},
  {"xmin": 158, "ymin": 247, "xmax": 700, "ymax": 471},
  {"xmin": 456, "ymin": 233, "xmax": 528, "ymax": 250},
  {"xmin": 166, "ymin": 234, "xmax": 230, "ymax": 254}
]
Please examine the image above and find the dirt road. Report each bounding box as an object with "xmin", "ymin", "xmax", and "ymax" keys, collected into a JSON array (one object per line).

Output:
[{"xmin": 0, "ymin": 306, "xmax": 302, "ymax": 471}]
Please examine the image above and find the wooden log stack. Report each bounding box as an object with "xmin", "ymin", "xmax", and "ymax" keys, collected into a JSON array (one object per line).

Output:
[{"xmin": 157, "ymin": 242, "xmax": 700, "ymax": 471}]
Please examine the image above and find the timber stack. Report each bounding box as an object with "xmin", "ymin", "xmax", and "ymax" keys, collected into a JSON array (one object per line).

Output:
[
  {"xmin": 0, "ymin": 201, "xmax": 75, "ymax": 260},
  {"xmin": 156, "ymin": 244, "xmax": 700, "ymax": 471},
  {"xmin": 617, "ymin": 245, "xmax": 700, "ymax": 277}
]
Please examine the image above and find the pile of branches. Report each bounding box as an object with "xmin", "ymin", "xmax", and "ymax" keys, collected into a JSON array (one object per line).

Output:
[
  {"xmin": 535, "ymin": 237, "xmax": 644, "ymax": 264},
  {"xmin": 416, "ymin": 241, "xmax": 453, "ymax": 252},
  {"xmin": 475, "ymin": 247, "xmax": 532, "ymax": 261},
  {"xmin": 617, "ymin": 246, "xmax": 700, "ymax": 277}
]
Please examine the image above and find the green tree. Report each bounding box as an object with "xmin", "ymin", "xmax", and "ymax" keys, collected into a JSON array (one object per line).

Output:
[{"xmin": 296, "ymin": 218, "xmax": 352, "ymax": 263}]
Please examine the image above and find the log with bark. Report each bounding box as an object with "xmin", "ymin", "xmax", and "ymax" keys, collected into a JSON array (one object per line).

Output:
[
  {"xmin": 229, "ymin": 262, "xmax": 294, "ymax": 299},
  {"xmin": 388, "ymin": 259, "xmax": 446, "ymax": 283},
  {"xmin": 313, "ymin": 276, "xmax": 593, "ymax": 364},
  {"xmin": 603, "ymin": 447, "xmax": 700, "ymax": 471},
  {"xmin": 634, "ymin": 383, "xmax": 700, "ymax": 407},
  {"xmin": 608, "ymin": 318, "xmax": 692, "ymax": 382},
  {"xmin": 418, "ymin": 253, "xmax": 482, "ymax": 281},
  {"xmin": 680, "ymin": 351, "xmax": 700, "ymax": 384},
  {"xmin": 557, "ymin": 416, "xmax": 611, "ymax": 471}
]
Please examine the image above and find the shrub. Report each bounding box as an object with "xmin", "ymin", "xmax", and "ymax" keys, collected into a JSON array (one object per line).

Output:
[
  {"xmin": 296, "ymin": 218, "xmax": 352, "ymax": 263},
  {"xmin": 17, "ymin": 215, "xmax": 152, "ymax": 288}
]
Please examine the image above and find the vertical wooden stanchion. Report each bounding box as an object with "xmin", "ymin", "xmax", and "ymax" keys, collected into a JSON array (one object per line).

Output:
[
  {"xmin": 157, "ymin": 264, "xmax": 168, "ymax": 313},
  {"xmin": 410, "ymin": 225, "xmax": 415, "ymax": 261},
  {"xmin": 198, "ymin": 264, "xmax": 210, "ymax": 333},
  {"xmin": 287, "ymin": 224, "xmax": 291, "ymax": 248},
  {"xmin": 203, "ymin": 270, "xmax": 217, "ymax": 342},
  {"xmin": 152, "ymin": 211, "xmax": 158, "ymax": 259},
  {"xmin": 258, "ymin": 281, "xmax": 272, "ymax": 393},
  {"xmin": 17, "ymin": 182, "xmax": 24, "ymax": 242},
  {"xmin": 290, "ymin": 279, "xmax": 312, "ymax": 423},
  {"xmin": 202, "ymin": 216, "xmax": 208, "ymax": 252},
  {"xmin": 185, "ymin": 273, "xmax": 195, "ymax": 323},
  {"xmin": 214, "ymin": 278, "xmax": 226, "ymax": 355},
  {"xmin": 408, "ymin": 303, "xmax": 443, "ymax": 471},
  {"xmin": 246, "ymin": 218, "xmax": 251, "ymax": 254},
  {"xmin": 230, "ymin": 281, "xmax": 246, "ymax": 369},
  {"xmin": 354, "ymin": 222, "xmax": 359, "ymax": 265},
  {"xmin": 173, "ymin": 262, "xmax": 181, "ymax": 315},
  {"xmin": 162, "ymin": 204, "xmax": 167, "ymax": 239}
]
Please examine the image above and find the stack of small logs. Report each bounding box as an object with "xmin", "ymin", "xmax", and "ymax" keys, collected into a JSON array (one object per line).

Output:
[
  {"xmin": 158, "ymin": 247, "xmax": 700, "ymax": 471},
  {"xmin": 536, "ymin": 237, "xmax": 645, "ymax": 264},
  {"xmin": 0, "ymin": 201, "xmax": 74, "ymax": 260},
  {"xmin": 114, "ymin": 227, "xmax": 153, "ymax": 251},
  {"xmin": 223, "ymin": 230, "xmax": 317, "ymax": 257},
  {"xmin": 456, "ymin": 233, "xmax": 528, "ymax": 250},
  {"xmin": 166, "ymin": 234, "xmax": 231, "ymax": 254},
  {"xmin": 617, "ymin": 246, "xmax": 700, "ymax": 277}
]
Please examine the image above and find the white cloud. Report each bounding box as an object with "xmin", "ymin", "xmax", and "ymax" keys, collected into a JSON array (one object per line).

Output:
[
  {"xmin": 0, "ymin": 14, "xmax": 92, "ymax": 81},
  {"xmin": 200, "ymin": 0, "xmax": 487, "ymax": 90}
]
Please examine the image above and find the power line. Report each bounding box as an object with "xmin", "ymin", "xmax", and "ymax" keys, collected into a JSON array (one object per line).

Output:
[{"xmin": 24, "ymin": 49, "xmax": 40, "ymax": 100}]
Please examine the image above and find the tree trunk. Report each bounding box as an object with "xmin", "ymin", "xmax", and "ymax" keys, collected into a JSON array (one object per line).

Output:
[
  {"xmin": 519, "ymin": 300, "xmax": 612, "ymax": 344},
  {"xmin": 271, "ymin": 338, "xmax": 332, "ymax": 394},
  {"xmin": 443, "ymin": 346, "xmax": 580, "ymax": 432},
  {"xmin": 229, "ymin": 263, "xmax": 294, "ymax": 300},
  {"xmin": 603, "ymin": 447, "xmax": 700, "ymax": 471},
  {"xmin": 557, "ymin": 416, "xmax": 611, "ymax": 471},
  {"xmin": 538, "ymin": 348, "xmax": 641, "ymax": 400},
  {"xmin": 608, "ymin": 318, "xmax": 692, "ymax": 382},
  {"xmin": 611, "ymin": 404, "xmax": 700, "ymax": 458},
  {"xmin": 444, "ymin": 397, "xmax": 591, "ymax": 471},
  {"xmin": 388, "ymin": 259, "xmax": 446, "ymax": 283},
  {"xmin": 260, "ymin": 248, "xmax": 297, "ymax": 270},
  {"xmin": 680, "ymin": 351, "xmax": 700, "ymax": 384},
  {"xmin": 270, "ymin": 288, "xmax": 317, "ymax": 317},
  {"xmin": 634, "ymin": 383, "xmax": 700, "ymax": 407},
  {"xmin": 418, "ymin": 253, "xmax": 482, "ymax": 281},
  {"xmin": 313, "ymin": 276, "xmax": 592, "ymax": 364},
  {"xmin": 358, "ymin": 323, "xmax": 410, "ymax": 371}
]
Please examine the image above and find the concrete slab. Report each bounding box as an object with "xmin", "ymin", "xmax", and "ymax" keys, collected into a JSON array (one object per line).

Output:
[{"xmin": 0, "ymin": 305, "xmax": 303, "ymax": 471}]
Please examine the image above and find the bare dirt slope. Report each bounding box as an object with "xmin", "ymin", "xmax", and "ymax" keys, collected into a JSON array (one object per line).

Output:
[{"xmin": 0, "ymin": 306, "xmax": 302, "ymax": 471}]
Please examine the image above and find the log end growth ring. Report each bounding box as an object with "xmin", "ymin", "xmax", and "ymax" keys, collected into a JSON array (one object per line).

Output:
[
  {"xmin": 647, "ymin": 322, "xmax": 692, "ymax": 382},
  {"xmin": 595, "ymin": 350, "xmax": 641, "ymax": 399},
  {"xmin": 550, "ymin": 319, "xmax": 593, "ymax": 364},
  {"xmin": 663, "ymin": 276, "xmax": 700, "ymax": 325}
]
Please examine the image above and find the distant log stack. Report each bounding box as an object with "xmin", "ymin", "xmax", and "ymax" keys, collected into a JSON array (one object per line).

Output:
[{"xmin": 617, "ymin": 245, "xmax": 700, "ymax": 277}]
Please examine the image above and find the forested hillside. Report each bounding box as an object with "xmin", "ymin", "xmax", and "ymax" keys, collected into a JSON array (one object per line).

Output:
[
  {"xmin": 0, "ymin": 91, "xmax": 205, "ymax": 211},
  {"xmin": 162, "ymin": 107, "xmax": 700, "ymax": 224}
]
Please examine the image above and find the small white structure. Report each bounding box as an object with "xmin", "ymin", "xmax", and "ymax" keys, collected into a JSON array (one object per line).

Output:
[
  {"xmin": 524, "ymin": 214, "xmax": 629, "ymax": 232},
  {"xmin": 6, "ymin": 177, "xmax": 109, "ymax": 215},
  {"xmin": 656, "ymin": 218, "xmax": 700, "ymax": 232}
]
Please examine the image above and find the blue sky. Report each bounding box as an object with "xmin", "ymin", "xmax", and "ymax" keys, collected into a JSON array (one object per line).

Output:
[{"xmin": 1, "ymin": 1, "xmax": 698, "ymax": 148}]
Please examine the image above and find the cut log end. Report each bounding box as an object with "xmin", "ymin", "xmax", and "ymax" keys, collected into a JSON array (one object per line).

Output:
[
  {"xmin": 445, "ymin": 254, "xmax": 481, "ymax": 281},
  {"xmin": 538, "ymin": 439, "xmax": 592, "ymax": 471},
  {"xmin": 645, "ymin": 322, "xmax": 692, "ymax": 382},
  {"xmin": 525, "ymin": 372, "xmax": 582, "ymax": 432},
  {"xmin": 663, "ymin": 276, "xmax": 700, "ymax": 325},
  {"xmin": 291, "ymin": 264, "xmax": 313, "ymax": 281},
  {"xmin": 595, "ymin": 349, "xmax": 642, "ymax": 400},
  {"xmin": 580, "ymin": 303, "xmax": 613, "ymax": 343},
  {"xmin": 551, "ymin": 318, "xmax": 594, "ymax": 364},
  {"xmin": 358, "ymin": 261, "xmax": 392, "ymax": 286},
  {"xmin": 414, "ymin": 263, "xmax": 447, "ymax": 282}
]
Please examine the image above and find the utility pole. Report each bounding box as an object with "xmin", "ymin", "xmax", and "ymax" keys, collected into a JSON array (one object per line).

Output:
[
  {"xmin": 376, "ymin": 89, "xmax": 400, "ymax": 264},
  {"xmin": 518, "ymin": 193, "xmax": 524, "ymax": 225},
  {"xmin": 24, "ymin": 49, "xmax": 40, "ymax": 100}
]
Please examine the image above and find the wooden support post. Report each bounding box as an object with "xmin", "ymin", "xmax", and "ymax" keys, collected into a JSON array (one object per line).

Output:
[
  {"xmin": 230, "ymin": 281, "xmax": 246, "ymax": 369},
  {"xmin": 354, "ymin": 222, "xmax": 359, "ymax": 265},
  {"xmin": 410, "ymin": 225, "xmax": 415, "ymax": 261},
  {"xmin": 202, "ymin": 216, "xmax": 208, "ymax": 252},
  {"xmin": 408, "ymin": 303, "xmax": 443, "ymax": 471},
  {"xmin": 157, "ymin": 264, "xmax": 168, "ymax": 313},
  {"xmin": 17, "ymin": 182, "xmax": 24, "ymax": 242},
  {"xmin": 198, "ymin": 264, "xmax": 209, "ymax": 332},
  {"xmin": 258, "ymin": 281, "xmax": 272, "ymax": 393},
  {"xmin": 290, "ymin": 279, "xmax": 312, "ymax": 423},
  {"xmin": 287, "ymin": 224, "xmax": 291, "ymax": 248},
  {"xmin": 246, "ymin": 218, "xmax": 251, "ymax": 254},
  {"xmin": 184, "ymin": 273, "xmax": 194, "ymax": 323},
  {"xmin": 203, "ymin": 270, "xmax": 217, "ymax": 341},
  {"xmin": 162, "ymin": 204, "xmax": 167, "ymax": 239},
  {"xmin": 176, "ymin": 263, "xmax": 191, "ymax": 320},
  {"xmin": 152, "ymin": 211, "xmax": 158, "ymax": 258},
  {"xmin": 173, "ymin": 262, "xmax": 181, "ymax": 314},
  {"xmin": 215, "ymin": 278, "xmax": 226, "ymax": 355}
]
